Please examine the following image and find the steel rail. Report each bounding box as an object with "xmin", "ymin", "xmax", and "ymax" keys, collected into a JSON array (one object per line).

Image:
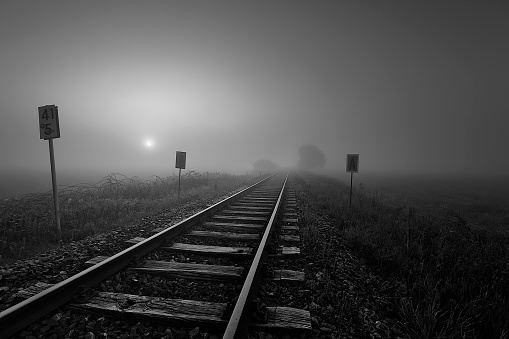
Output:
[
  {"xmin": 222, "ymin": 172, "xmax": 288, "ymax": 339},
  {"xmin": 0, "ymin": 174, "xmax": 278, "ymax": 339}
]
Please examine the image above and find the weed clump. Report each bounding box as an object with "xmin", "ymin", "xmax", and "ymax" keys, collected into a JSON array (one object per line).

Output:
[
  {"xmin": 0, "ymin": 171, "xmax": 253, "ymax": 262},
  {"xmin": 295, "ymin": 171, "xmax": 509, "ymax": 338}
]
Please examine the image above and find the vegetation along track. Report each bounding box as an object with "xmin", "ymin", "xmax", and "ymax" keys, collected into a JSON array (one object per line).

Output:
[{"xmin": 0, "ymin": 172, "xmax": 311, "ymax": 338}]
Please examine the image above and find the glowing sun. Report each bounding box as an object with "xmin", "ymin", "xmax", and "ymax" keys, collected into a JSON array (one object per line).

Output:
[{"xmin": 144, "ymin": 139, "xmax": 155, "ymax": 148}]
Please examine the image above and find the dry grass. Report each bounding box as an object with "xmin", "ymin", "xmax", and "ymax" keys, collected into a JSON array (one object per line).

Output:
[
  {"xmin": 0, "ymin": 171, "xmax": 254, "ymax": 262},
  {"xmin": 295, "ymin": 170, "xmax": 509, "ymax": 338}
]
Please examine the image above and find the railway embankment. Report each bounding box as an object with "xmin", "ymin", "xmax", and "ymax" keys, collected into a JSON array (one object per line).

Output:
[
  {"xmin": 2, "ymin": 170, "xmax": 508, "ymax": 338},
  {"xmin": 293, "ymin": 171, "xmax": 509, "ymax": 339},
  {"xmin": 290, "ymin": 173, "xmax": 402, "ymax": 339}
]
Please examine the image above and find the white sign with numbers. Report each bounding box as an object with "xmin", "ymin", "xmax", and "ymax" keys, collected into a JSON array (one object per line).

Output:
[{"xmin": 38, "ymin": 105, "xmax": 60, "ymax": 139}]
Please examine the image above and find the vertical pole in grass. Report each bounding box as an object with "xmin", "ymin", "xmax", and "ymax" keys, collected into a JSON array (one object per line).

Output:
[
  {"xmin": 178, "ymin": 168, "xmax": 181, "ymax": 198},
  {"xmin": 48, "ymin": 137, "xmax": 61, "ymax": 242},
  {"xmin": 175, "ymin": 151, "xmax": 186, "ymax": 199},
  {"xmin": 38, "ymin": 105, "xmax": 62, "ymax": 243},
  {"xmin": 349, "ymin": 172, "xmax": 353, "ymax": 208},
  {"xmin": 346, "ymin": 154, "xmax": 359, "ymax": 209}
]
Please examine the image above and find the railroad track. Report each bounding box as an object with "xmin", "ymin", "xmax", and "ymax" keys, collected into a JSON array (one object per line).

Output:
[{"xmin": 0, "ymin": 172, "xmax": 311, "ymax": 338}]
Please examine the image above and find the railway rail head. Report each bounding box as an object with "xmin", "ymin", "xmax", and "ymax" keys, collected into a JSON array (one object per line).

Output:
[{"xmin": 222, "ymin": 173, "xmax": 287, "ymax": 339}]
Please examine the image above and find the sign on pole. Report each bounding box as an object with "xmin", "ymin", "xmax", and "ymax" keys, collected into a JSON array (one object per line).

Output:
[
  {"xmin": 346, "ymin": 154, "xmax": 359, "ymax": 208},
  {"xmin": 346, "ymin": 154, "xmax": 359, "ymax": 173},
  {"xmin": 39, "ymin": 105, "xmax": 60, "ymax": 139},
  {"xmin": 38, "ymin": 105, "xmax": 62, "ymax": 242},
  {"xmin": 175, "ymin": 151, "xmax": 186, "ymax": 169},
  {"xmin": 175, "ymin": 151, "xmax": 186, "ymax": 198}
]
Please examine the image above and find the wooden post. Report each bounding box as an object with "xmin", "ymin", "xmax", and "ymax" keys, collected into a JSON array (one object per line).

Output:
[{"xmin": 48, "ymin": 137, "xmax": 61, "ymax": 242}]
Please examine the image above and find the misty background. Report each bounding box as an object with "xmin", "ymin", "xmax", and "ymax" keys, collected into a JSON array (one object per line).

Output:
[{"xmin": 1, "ymin": 1, "xmax": 508, "ymax": 197}]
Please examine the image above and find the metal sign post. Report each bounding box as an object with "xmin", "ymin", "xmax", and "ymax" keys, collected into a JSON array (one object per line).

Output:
[
  {"xmin": 346, "ymin": 154, "xmax": 359, "ymax": 208},
  {"xmin": 178, "ymin": 168, "xmax": 181, "ymax": 198},
  {"xmin": 175, "ymin": 151, "xmax": 186, "ymax": 198},
  {"xmin": 38, "ymin": 105, "xmax": 61, "ymax": 242}
]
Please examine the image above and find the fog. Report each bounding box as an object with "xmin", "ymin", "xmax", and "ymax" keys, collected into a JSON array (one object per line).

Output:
[{"xmin": 1, "ymin": 2, "xmax": 508, "ymax": 197}]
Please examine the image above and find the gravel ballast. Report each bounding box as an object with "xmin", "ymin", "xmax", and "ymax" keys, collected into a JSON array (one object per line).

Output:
[
  {"xmin": 1, "ymin": 186, "xmax": 255, "ymax": 339},
  {"xmin": 1, "ymin": 175, "xmax": 407, "ymax": 338}
]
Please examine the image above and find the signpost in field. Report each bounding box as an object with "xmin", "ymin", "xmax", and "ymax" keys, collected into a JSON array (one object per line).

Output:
[
  {"xmin": 175, "ymin": 151, "xmax": 186, "ymax": 198},
  {"xmin": 38, "ymin": 105, "xmax": 61, "ymax": 242},
  {"xmin": 346, "ymin": 153, "xmax": 359, "ymax": 208}
]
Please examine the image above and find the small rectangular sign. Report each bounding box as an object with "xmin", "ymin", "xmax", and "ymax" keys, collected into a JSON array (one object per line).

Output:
[
  {"xmin": 346, "ymin": 154, "xmax": 359, "ymax": 173},
  {"xmin": 38, "ymin": 105, "xmax": 60, "ymax": 139},
  {"xmin": 175, "ymin": 151, "xmax": 186, "ymax": 169}
]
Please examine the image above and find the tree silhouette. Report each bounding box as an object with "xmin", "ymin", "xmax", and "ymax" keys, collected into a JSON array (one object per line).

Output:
[
  {"xmin": 253, "ymin": 159, "xmax": 278, "ymax": 172},
  {"xmin": 298, "ymin": 144, "xmax": 325, "ymax": 169}
]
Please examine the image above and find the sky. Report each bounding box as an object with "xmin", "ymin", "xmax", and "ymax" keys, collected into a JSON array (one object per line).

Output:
[{"xmin": 1, "ymin": 1, "xmax": 508, "ymax": 189}]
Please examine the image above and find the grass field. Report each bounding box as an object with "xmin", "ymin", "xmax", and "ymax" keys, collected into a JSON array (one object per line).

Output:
[
  {"xmin": 295, "ymin": 171, "xmax": 509, "ymax": 338},
  {"xmin": 3, "ymin": 169, "xmax": 508, "ymax": 336},
  {"xmin": 0, "ymin": 171, "xmax": 255, "ymax": 263}
]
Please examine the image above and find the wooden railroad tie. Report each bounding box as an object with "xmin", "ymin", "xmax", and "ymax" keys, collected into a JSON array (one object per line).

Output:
[
  {"xmin": 15, "ymin": 288, "xmax": 311, "ymax": 333},
  {"xmin": 185, "ymin": 230, "xmax": 260, "ymax": 241},
  {"xmin": 279, "ymin": 235, "xmax": 300, "ymax": 242},
  {"xmin": 281, "ymin": 225, "xmax": 299, "ymax": 232},
  {"xmin": 283, "ymin": 212, "xmax": 298, "ymax": 218},
  {"xmin": 84, "ymin": 256, "xmax": 304, "ymax": 284},
  {"xmin": 234, "ymin": 202, "xmax": 274, "ymax": 207},
  {"xmin": 212, "ymin": 215, "xmax": 269, "ymax": 223},
  {"xmin": 201, "ymin": 222, "xmax": 264, "ymax": 233},
  {"xmin": 227, "ymin": 205, "xmax": 273, "ymax": 211},
  {"xmin": 151, "ymin": 223, "xmax": 265, "ymax": 234},
  {"xmin": 125, "ymin": 238, "xmax": 300, "ymax": 257},
  {"xmin": 221, "ymin": 209, "xmax": 272, "ymax": 216}
]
